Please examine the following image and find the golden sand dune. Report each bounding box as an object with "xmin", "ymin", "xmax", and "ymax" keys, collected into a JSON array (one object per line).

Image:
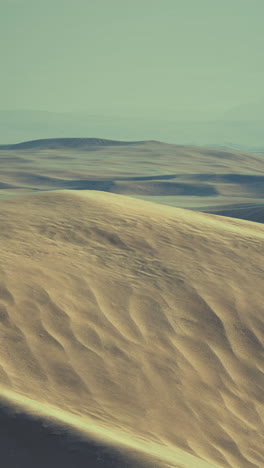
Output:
[
  {"xmin": 0, "ymin": 190, "xmax": 263, "ymax": 467},
  {"xmin": 1, "ymin": 140, "xmax": 264, "ymax": 220}
]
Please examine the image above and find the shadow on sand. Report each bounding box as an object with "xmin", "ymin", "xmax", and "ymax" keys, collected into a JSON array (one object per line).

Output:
[{"xmin": 0, "ymin": 403, "xmax": 153, "ymax": 468}]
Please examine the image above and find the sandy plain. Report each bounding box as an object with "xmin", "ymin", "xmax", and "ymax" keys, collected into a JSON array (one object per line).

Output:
[{"xmin": 0, "ymin": 139, "xmax": 263, "ymax": 467}]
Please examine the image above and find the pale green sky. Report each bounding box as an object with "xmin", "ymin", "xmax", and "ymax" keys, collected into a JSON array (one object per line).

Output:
[{"xmin": 1, "ymin": 0, "xmax": 264, "ymax": 118}]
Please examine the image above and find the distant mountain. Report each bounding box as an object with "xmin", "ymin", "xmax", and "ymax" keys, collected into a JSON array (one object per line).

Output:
[
  {"xmin": 0, "ymin": 110, "xmax": 264, "ymax": 150},
  {"xmin": 0, "ymin": 138, "xmax": 146, "ymax": 150}
]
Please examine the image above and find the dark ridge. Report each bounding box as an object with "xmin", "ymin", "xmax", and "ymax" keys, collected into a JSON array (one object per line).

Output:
[
  {"xmin": 4, "ymin": 172, "xmax": 264, "ymax": 186},
  {"xmin": 142, "ymin": 182, "xmax": 218, "ymax": 196},
  {"xmin": 0, "ymin": 138, "xmax": 147, "ymax": 150},
  {"xmin": 204, "ymin": 203, "xmax": 264, "ymax": 224},
  {"xmin": 0, "ymin": 402, "xmax": 155, "ymax": 468},
  {"xmin": 0, "ymin": 173, "xmax": 116, "ymax": 191},
  {"xmin": 117, "ymin": 174, "xmax": 178, "ymax": 181},
  {"xmin": 178, "ymin": 173, "xmax": 264, "ymax": 184},
  {"xmin": 0, "ymin": 156, "xmax": 32, "ymax": 163},
  {"xmin": 0, "ymin": 173, "xmax": 217, "ymax": 196},
  {"xmin": 0, "ymin": 182, "xmax": 22, "ymax": 190},
  {"xmin": 8, "ymin": 173, "xmax": 180, "ymax": 187}
]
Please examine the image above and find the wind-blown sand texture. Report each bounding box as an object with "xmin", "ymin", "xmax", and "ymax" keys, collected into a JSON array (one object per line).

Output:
[
  {"xmin": 0, "ymin": 190, "xmax": 263, "ymax": 467},
  {"xmin": 1, "ymin": 138, "xmax": 264, "ymax": 222}
]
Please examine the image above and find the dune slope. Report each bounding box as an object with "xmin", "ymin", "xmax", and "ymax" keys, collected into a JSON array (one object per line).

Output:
[
  {"xmin": 0, "ymin": 190, "xmax": 263, "ymax": 468},
  {"xmin": 1, "ymin": 140, "xmax": 264, "ymax": 220},
  {"xmin": 204, "ymin": 203, "xmax": 264, "ymax": 224}
]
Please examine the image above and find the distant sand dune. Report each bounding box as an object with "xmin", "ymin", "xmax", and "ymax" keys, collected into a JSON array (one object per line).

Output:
[
  {"xmin": 0, "ymin": 190, "xmax": 263, "ymax": 467},
  {"xmin": 1, "ymin": 140, "xmax": 263, "ymax": 223},
  {"xmin": 204, "ymin": 203, "xmax": 264, "ymax": 224}
]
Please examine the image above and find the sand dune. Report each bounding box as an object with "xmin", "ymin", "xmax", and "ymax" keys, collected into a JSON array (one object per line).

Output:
[
  {"xmin": 0, "ymin": 140, "xmax": 263, "ymax": 222},
  {"xmin": 204, "ymin": 203, "xmax": 264, "ymax": 224},
  {"xmin": 0, "ymin": 190, "xmax": 263, "ymax": 467}
]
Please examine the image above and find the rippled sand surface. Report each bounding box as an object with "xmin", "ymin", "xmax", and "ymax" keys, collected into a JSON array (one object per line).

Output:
[{"xmin": 0, "ymin": 190, "xmax": 263, "ymax": 467}]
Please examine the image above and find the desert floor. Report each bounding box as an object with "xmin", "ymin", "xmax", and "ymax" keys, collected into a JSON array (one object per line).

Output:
[{"xmin": 0, "ymin": 139, "xmax": 263, "ymax": 467}]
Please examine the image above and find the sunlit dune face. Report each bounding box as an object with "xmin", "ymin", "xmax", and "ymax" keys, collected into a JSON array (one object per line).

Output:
[{"xmin": 0, "ymin": 190, "xmax": 263, "ymax": 468}]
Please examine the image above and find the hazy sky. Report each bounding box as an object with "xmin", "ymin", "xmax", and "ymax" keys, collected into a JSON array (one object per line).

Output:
[{"xmin": 1, "ymin": 0, "xmax": 264, "ymax": 118}]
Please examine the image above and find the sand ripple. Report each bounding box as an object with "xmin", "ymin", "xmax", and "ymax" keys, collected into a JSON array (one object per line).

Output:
[{"xmin": 0, "ymin": 190, "xmax": 263, "ymax": 467}]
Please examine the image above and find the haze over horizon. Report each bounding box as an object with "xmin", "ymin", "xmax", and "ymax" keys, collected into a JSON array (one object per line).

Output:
[
  {"xmin": 1, "ymin": 108, "xmax": 264, "ymax": 148},
  {"xmin": 1, "ymin": 0, "xmax": 264, "ymax": 120}
]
